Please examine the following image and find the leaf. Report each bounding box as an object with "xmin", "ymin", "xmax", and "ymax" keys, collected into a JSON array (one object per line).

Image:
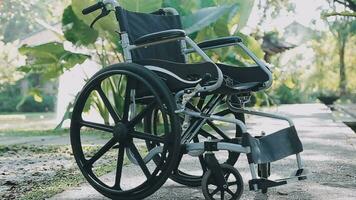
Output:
[
  {"xmin": 19, "ymin": 42, "xmax": 90, "ymax": 79},
  {"xmin": 182, "ymin": 6, "xmax": 233, "ymax": 34},
  {"xmin": 33, "ymin": 93, "xmax": 43, "ymax": 103},
  {"xmin": 120, "ymin": 0, "xmax": 163, "ymax": 12},
  {"xmin": 234, "ymin": 0, "xmax": 255, "ymax": 31},
  {"xmin": 213, "ymin": 4, "xmax": 239, "ymax": 37},
  {"xmin": 62, "ymin": 5, "xmax": 99, "ymax": 46},
  {"xmin": 71, "ymin": 0, "xmax": 163, "ymax": 43},
  {"xmin": 163, "ymin": 0, "xmax": 200, "ymax": 15},
  {"xmin": 71, "ymin": 0, "xmax": 118, "ymax": 39},
  {"xmin": 234, "ymin": 32, "xmax": 265, "ymax": 59},
  {"xmin": 29, "ymin": 88, "xmax": 43, "ymax": 103}
]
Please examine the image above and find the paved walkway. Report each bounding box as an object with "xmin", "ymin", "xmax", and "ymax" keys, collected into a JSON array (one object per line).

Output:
[{"xmin": 51, "ymin": 104, "xmax": 356, "ymax": 200}]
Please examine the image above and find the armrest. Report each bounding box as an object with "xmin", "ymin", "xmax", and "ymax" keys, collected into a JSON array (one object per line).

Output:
[
  {"xmin": 134, "ymin": 29, "xmax": 186, "ymax": 46},
  {"xmin": 197, "ymin": 36, "xmax": 242, "ymax": 49}
]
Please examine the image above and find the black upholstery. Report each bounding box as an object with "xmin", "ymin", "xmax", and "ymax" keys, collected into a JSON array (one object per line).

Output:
[
  {"xmin": 198, "ymin": 36, "xmax": 242, "ymax": 49},
  {"xmin": 116, "ymin": 7, "xmax": 270, "ymax": 94},
  {"xmin": 242, "ymin": 126, "xmax": 303, "ymax": 164},
  {"xmin": 136, "ymin": 59, "xmax": 268, "ymax": 93},
  {"xmin": 116, "ymin": 7, "xmax": 185, "ymax": 63}
]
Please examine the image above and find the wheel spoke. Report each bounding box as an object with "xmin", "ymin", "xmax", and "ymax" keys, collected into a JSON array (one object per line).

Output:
[
  {"xmin": 226, "ymin": 188, "xmax": 234, "ymax": 196},
  {"xmin": 130, "ymin": 131, "xmax": 166, "ymax": 143},
  {"xmin": 228, "ymin": 181, "xmax": 238, "ymax": 186},
  {"xmin": 129, "ymin": 142, "xmax": 151, "ymax": 178},
  {"xmin": 207, "ymin": 120, "xmax": 230, "ymax": 140},
  {"xmin": 80, "ymin": 120, "xmax": 114, "ymax": 133},
  {"xmin": 114, "ymin": 144, "xmax": 125, "ymax": 189},
  {"xmin": 86, "ymin": 138, "xmax": 117, "ymax": 168},
  {"xmin": 128, "ymin": 102, "xmax": 156, "ymax": 127},
  {"xmin": 96, "ymin": 86, "xmax": 121, "ymax": 123},
  {"xmin": 221, "ymin": 190, "xmax": 225, "ymax": 200},
  {"xmin": 224, "ymin": 172, "xmax": 231, "ymax": 180},
  {"xmin": 211, "ymin": 188, "xmax": 220, "ymax": 196}
]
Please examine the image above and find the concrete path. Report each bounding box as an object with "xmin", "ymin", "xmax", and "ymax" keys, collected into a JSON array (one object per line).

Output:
[{"xmin": 50, "ymin": 104, "xmax": 356, "ymax": 200}]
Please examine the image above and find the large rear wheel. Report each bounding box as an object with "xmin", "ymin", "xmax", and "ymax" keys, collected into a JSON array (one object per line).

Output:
[{"xmin": 70, "ymin": 63, "xmax": 181, "ymax": 200}]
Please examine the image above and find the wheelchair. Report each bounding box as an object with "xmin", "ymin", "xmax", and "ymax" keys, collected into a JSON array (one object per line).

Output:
[{"xmin": 70, "ymin": 1, "xmax": 307, "ymax": 199}]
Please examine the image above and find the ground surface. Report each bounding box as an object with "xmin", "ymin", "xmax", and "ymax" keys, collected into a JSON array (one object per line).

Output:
[
  {"xmin": 0, "ymin": 104, "xmax": 355, "ymax": 199},
  {"xmin": 48, "ymin": 104, "xmax": 356, "ymax": 200}
]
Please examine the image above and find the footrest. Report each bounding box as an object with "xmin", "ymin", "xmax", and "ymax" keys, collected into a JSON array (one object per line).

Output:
[
  {"xmin": 243, "ymin": 126, "xmax": 303, "ymax": 164},
  {"xmin": 248, "ymin": 179, "xmax": 287, "ymax": 191},
  {"xmin": 249, "ymin": 168, "xmax": 308, "ymax": 191},
  {"xmin": 276, "ymin": 168, "xmax": 308, "ymax": 182}
]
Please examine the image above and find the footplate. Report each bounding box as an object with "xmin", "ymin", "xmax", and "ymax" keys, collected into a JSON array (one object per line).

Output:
[
  {"xmin": 248, "ymin": 179, "xmax": 286, "ymax": 191},
  {"xmin": 249, "ymin": 168, "xmax": 308, "ymax": 191}
]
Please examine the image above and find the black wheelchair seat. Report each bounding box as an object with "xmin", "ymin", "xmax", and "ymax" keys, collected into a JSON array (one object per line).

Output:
[{"xmin": 136, "ymin": 59, "xmax": 269, "ymax": 93}]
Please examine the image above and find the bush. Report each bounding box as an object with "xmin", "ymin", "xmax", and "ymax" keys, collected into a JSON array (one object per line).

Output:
[
  {"xmin": 16, "ymin": 95, "xmax": 55, "ymax": 112},
  {"xmin": 273, "ymin": 84, "xmax": 303, "ymax": 104},
  {"xmin": 0, "ymin": 93, "xmax": 22, "ymax": 112}
]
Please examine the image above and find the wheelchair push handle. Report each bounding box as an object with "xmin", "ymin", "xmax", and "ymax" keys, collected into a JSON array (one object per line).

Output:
[{"xmin": 82, "ymin": 2, "xmax": 105, "ymax": 15}]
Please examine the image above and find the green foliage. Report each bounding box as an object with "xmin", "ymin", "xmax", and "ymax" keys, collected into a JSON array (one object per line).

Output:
[
  {"xmin": 18, "ymin": 42, "xmax": 90, "ymax": 79},
  {"xmin": 0, "ymin": 40, "xmax": 25, "ymax": 88},
  {"xmin": 120, "ymin": 0, "xmax": 163, "ymax": 12},
  {"xmin": 0, "ymin": 85, "xmax": 22, "ymax": 113},
  {"xmin": 273, "ymin": 84, "xmax": 303, "ymax": 104},
  {"xmin": 0, "ymin": 83, "xmax": 55, "ymax": 113},
  {"xmin": 18, "ymin": 0, "xmax": 260, "ymax": 125},
  {"xmin": 71, "ymin": 0, "xmax": 118, "ymax": 40},
  {"xmin": 234, "ymin": 32, "xmax": 264, "ymax": 60},
  {"xmin": 182, "ymin": 5, "xmax": 234, "ymax": 34},
  {"xmin": 16, "ymin": 95, "xmax": 55, "ymax": 113},
  {"xmin": 62, "ymin": 6, "xmax": 99, "ymax": 46}
]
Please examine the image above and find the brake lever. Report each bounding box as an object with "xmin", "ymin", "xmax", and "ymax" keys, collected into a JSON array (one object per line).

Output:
[{"xmin": 90, "ymin": 6, "xmax": 111, "ymax": 28}]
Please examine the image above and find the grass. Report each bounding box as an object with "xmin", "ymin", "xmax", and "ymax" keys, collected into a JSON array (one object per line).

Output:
[
  {"xmin": 0, "ymin": 128, "xmax": 112, "ymax": 139},
  {"xmin": 0, "ymin": 129, "xmax": 69, "ymax": 137},
  {"xmin": 20, "ymin": 160, "xmax": 126, "ymax": 200},
  {"xmin": 0, "ymin": 144, "xmax": 72, "ymax": 155},
  {"xmin": 0, "ymin": 144, "xmax": 129, "ymax": 200}
]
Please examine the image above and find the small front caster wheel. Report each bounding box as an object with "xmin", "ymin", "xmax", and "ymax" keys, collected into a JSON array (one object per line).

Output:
[{"xmin": 202, "ymin": 164, "xmax": 243, "ymax": 200}]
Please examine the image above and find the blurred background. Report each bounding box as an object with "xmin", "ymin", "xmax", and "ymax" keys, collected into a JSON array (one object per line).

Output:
[{"xmin": 0, "ymin": 0, "xmax": 355, "ymax": 132}]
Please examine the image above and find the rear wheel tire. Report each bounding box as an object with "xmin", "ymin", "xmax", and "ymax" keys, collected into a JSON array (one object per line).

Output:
[{"xmin": 70, "ymin": 63, "xmax": 181, "ymax": 200}]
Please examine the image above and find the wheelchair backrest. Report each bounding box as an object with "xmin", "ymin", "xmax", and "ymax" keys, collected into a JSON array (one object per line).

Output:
[{"xmin": 117, "ymin": 7, "xmax": 185, "ymax": 63}]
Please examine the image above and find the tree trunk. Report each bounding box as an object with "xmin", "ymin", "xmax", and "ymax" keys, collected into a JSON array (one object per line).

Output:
[{"xmin": 338, "ymin": 37, "xmax": 347, "ymax": 96}]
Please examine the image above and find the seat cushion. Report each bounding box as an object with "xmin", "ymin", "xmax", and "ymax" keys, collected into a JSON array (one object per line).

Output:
[{"xmin": 135, "ymin": 59, "xmax": 269, "ymax": 94}]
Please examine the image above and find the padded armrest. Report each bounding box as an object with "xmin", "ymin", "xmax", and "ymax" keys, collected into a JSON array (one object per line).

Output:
[
  {"xmin": 134, "ymin": 29, "xmax": 186, "ymax": 45},
  {"xmin": 197, "ymin": 36, "xmax": 242, "ymax": 49}
]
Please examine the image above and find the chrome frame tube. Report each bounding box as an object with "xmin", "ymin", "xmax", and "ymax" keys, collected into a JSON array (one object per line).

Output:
[
  {"xmin": 227, "ymin": 98, "xmax": 294, "ymax": 126},
  {"xmin": 296, "ymin": 153, "xmax": 303, "ymax": 169},
  {"xmin": 237, "ymin": 43, "xmax": 273, "ymax": 89},
  {"xmin": 184, "ymin": 36, "xmax": 224, "ymax": 93},
  {"xmin": 249, "ymin": 163, "xmax": 258, "ymax": 190},
  {"xmin": 182, "ymin": 110, "xmax": 248, "ymax": 133},
  {"xmin": 185, "ymin": 41, "xmax": 273, "ymax": 91},
  {"xmin": 185, "ymin": 142, "xmax": 250, "ymax": 154},
  {"xmin": 129, "ymin": 89, "xmax": 136, "ymax": 120}
]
